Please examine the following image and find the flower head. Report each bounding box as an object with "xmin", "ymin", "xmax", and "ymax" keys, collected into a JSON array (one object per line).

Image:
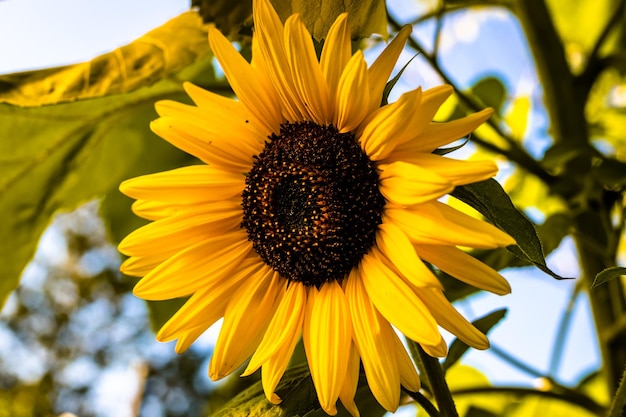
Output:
[{"xmin": 118, "ymin": 0, "xmax": 515, "ymax": 414}]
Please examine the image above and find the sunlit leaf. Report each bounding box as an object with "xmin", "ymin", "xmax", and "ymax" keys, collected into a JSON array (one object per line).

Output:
[
  {"xmin": 0, "ymin": 12, "xmax": 210, "ymax": 106},
  {"xmin": 446, "ymin": 365, "xmax": 513, "ymax": 416},
  {"xmin": 0, "ymin": 52, "xmax": 220, "ymax": 308},
  {"xmin": 504, "ymin": 168, "xmax": 568, "ymax": 218},
  {"xmin": 451, "ymin": 178, "xmax": 568, "ymax": 280},
  {"xmin": 506, "ymin": 95, "xmax": 531, "ymax": 140},
  {"xmin": 506, "ymin": 392, "xmax": 600, "ymax": 417},
  {"xmin": 545, "ymin": 0, "xmax": 623, "ymax": 66},
  {"xmin": 591, "ymin": 266, "xmax": 626, "ymax": 288},
  {"xmin": 443, "ymin": 309, "xmax": 507, "ymax": 372}
]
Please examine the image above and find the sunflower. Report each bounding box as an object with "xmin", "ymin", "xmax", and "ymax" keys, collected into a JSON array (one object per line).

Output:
[{"xmin": 118, "ymin": 0, "xmax": 515, "ymax": 414}]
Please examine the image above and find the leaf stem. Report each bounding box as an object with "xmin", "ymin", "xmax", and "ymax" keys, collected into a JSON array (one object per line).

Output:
[{"xmin": 408, "ymin": 340, "xmax": 459, "ymax": 417}]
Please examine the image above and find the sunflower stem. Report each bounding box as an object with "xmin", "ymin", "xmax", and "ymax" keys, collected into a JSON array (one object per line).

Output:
[{"xmin": 408, "ymin": 340, "xmax": 459, "ymax": 417}]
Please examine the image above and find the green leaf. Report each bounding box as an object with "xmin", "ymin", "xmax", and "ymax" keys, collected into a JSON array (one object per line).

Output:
[
  {"xmin": 545, "ymin": 0, "xmax": 623, "ymax": 60},
  {"xmin": 0, "ymin": 11, "xmax": 210, "ymax": 106},
  {"xmin": 212, "ymin": 364, "xmax": 319, "ymax": 417},
  {"xmin": 591, "ymin": 266, "xmax": 626, "ymax": 288},
  {"xmin": 433, "ymin": 139, "xmax": 469, "ymax": 156},
  {"xmin": 381, "ymin": 54, "xmax": 418, "ymax": 106},
  {"xmin": 0, "ymin": 50, "xmax": 220, "ymax": 309},
  {"xmin": 192, "ymin": 0, "xmax": 388, "ymax": 41},
  {"xmin": 470, "ymin": 77, "xmax": 506, "ymax": 113},
  {"xmin": 451, "ymin": 178, "xmax": 569, "ymax": 280},
  {"xmin": 212, "ymin": 364, "xmax": 386, "ymax": 417},
  {"xmin": 191, "ymin": 0, "xmax": 254, "ymax": 38},
  {"xmin": 443, "ymin": 309, "xmax": 507, "ymax": 373},
  {"xmin": 273, "ymin": 0, "xmax": 389, "ymax": 40}
]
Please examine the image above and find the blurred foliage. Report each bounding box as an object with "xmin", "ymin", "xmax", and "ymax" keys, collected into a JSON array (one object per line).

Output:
[{"xmin": 1, "ymin": 0, "xmax": 625, "ymax": 416}]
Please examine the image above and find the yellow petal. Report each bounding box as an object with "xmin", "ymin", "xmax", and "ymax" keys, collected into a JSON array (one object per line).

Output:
[
  {"xmin": 174, "ymin": 323, "xmax": 215, "ymax": 353},
  {"xmin": 398, "ymin": 108, "xmax": 494, "ymax": 153},
  {"xmin": 387, "ymin": 153, "xmax": 498, "ymax": 186},
  {"xmin": 359, "ymin": 249, "xmax": 442, "ymax": 346},
  {"xmin": 253, "ymin": 0, "xmax": 305, "ymax": 122},
  {"xmin": 358, "ymin": 88, "xmax": 422, "ymax": 161},
  {"xmin": 150, "ymin": 117, "xmax": 258, "ymax": 172},
  {"xmin": 338, "ymin": 343, "xmax": 361, "ymax": 417},
  {"xmin": 210, "ymin": 271, "xmax": 284, "ymax": 379},
  {"xmin": 335, "ymin": 51, "xmax": 370, "ymax": 133},
  {"xmin": 156, "ymin": 257, "xmax": 268, "ymax": 343},
  {"xmin": 120, "ymin": 255, "xmax": 163, "ymax": 277},
  {"xmin": 285, "ymin": 14, "xmax": 332, "ymax": 124},
  {"xmin": 390, "ymin": 335, "xmax": 420, "ymax": 392},
  {"xmin": 385, "ymin": 201, "xmax": 515, "ymax": 248},
  {"xmin": 367, "ymin": 25, "xmax": 412, "ymax": 113},
  {"xmin": 418, "ymin": 288, "xmax": 490, "ymax": 349},
  {"xmin": 375, "ymin": 222, "xmax": 442, "ymax": 289},
  {"xmin": 321, "ymin": 13, "xmax": 351, "ymax": 101},
  {"xmin": 155, "ymin": 97, "xmax": 264, "ymax": 141},
  {"xmin": 119, "ymin": 201, "xmax": 241, "ymax": 258},
  {"xmin": 421, "ymin": 338, "xmax": 448, "ymax": 358},
  {"xmin": 415, "ymin": 244, "xmax": 511, "ymax": 295},
  {"xmin": 378, "ymin": 160, "xmax": 454, "ymax": 206},
  {"xmin": 303, "ymin": 281, "xmax": 352, "ymax": 415},
  {"xmin": 133, "ymin": 230, "xmax": 252, "ymax": 300},
  {"xmin": 120, "ymin": 165, "xmax": 244, "ymax": 203},
  {"xmin": 243, "ymin": 282, "xmax": 307, "ymax": 376},
  {"xmin": 131, "ymin": 199, "xmax": 188, "ymax": 221},
  {"xmin": 345, "ymin": 270, "xmax": 401, "ymax": 412},
  {"xmin": 257, "ymin": 286, "xmax": 306, "ymax": 405},
  {"xmin": 208, "ymin": 26, "xmax": 282, "ymax": 133}
]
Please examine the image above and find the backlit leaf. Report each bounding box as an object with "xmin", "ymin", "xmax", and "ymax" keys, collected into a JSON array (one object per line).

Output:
[
  {"xmin": 0, "ymin": 50, "xmax": 219, "ymax": 307},
  {"xmin": 591, "ymin": 266, "xmax": 626, "ymax": 288},
  {"xmin": 506, "ymin": 95, "xmax": 531, "ymax": 140},
  {"xmin": 0, "ymin": 11, "xmax": 210, "ymax": 106},
  {"xmin": 451, "ymin": 178, "xmax": 568, "ymax": 280}
]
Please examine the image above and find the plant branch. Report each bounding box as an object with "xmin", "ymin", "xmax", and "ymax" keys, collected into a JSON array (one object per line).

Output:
[
  {"xmin": 387, "ymin": 13, "xmax": 556, "ymax": 186},
  {"xmin": 452, "ymin": 386, "xmax": 606, "ymax": 416},
  {"xmin": 403, "ymin": 388, "xmax": 443, "ymax": 417},
  {"xmin": 548, "ymin": 285, "xmax": 581, "ymax": 378}
]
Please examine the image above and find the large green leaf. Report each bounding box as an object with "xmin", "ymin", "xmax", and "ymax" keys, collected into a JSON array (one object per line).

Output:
[
  {"xmin": 0, "ymin": 52, "xmax": 220, "ymax": 308},
  {"xmin": 192, "ymin": 0, "xmax": 389, "ymax": 41},
  {"xmin": 451, "ymin": 178, "xmax": 568, "ymax": 280},
  {"xmin": 213, "ymin": 364, "xmax": 386, "ymax": 417},
  {"xmin": 0, "ymin": 11, "xmax": 210, "ymax": 106}
]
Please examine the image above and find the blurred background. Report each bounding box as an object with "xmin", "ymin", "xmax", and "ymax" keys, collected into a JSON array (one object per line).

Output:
[{"xmin": 1, "ymin": 0, "xmax": 621, "ymax": 416}]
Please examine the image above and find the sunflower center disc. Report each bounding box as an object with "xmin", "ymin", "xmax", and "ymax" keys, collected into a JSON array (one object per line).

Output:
[{"xmin": 241, "ymin": 121, "xmax": 385, "ymax": 287}]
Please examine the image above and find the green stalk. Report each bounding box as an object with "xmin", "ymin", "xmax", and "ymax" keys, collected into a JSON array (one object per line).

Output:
[{"xmin": 408, "ymin": 339, "xmax": 459, "ymax": 417}]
